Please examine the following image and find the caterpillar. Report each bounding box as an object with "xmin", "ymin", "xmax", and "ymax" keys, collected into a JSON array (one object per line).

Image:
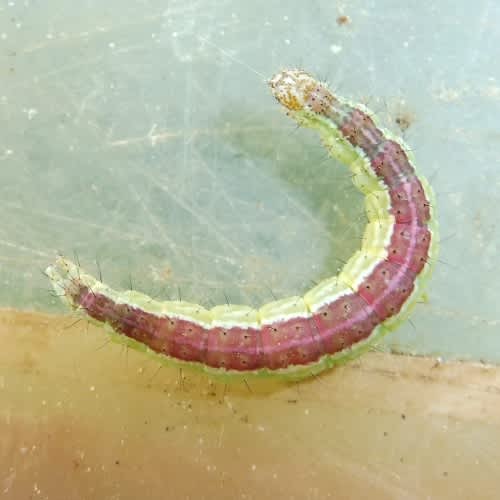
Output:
[{"xmin": 46, "ymin": 70, "xmax": 438, "ymax": 381}]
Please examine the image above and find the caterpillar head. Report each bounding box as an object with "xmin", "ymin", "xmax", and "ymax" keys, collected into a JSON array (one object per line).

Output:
[{"xmin": 269, "ymin": 69, "xmax": 334, "ymax": 115}]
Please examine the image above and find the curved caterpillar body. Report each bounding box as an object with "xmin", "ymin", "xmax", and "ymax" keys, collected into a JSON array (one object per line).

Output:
[{"xmin": 46, "ymin": 70, "xmax": 438, "ymax": 381}]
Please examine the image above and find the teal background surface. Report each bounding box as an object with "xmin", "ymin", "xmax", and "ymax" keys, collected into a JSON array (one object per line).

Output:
[{"xmin": 1, "ymin": 0, "xmax": 499, "ymax": 361}]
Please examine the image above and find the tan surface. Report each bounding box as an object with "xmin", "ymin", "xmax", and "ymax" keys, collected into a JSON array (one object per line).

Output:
[{"xmin": 0, "ymin": 308, "xmax": 499, "ymax": 500}]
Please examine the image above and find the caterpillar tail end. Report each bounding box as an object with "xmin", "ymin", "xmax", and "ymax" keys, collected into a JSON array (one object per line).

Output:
[{"xmin": 46, "ymin": 256, "xmax": 82, "ymax": 309}]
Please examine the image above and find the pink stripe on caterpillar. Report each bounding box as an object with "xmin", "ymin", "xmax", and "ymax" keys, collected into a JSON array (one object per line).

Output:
[
  {"xmin": 260, "ymin": 316, "xmax": 323, "ymax": 370},
  {"xmin": 372, "ymin": 140, "xmax": 416, "ymax": 186},
  {"xmin": 46, "ymin": 69, "xmax": 438, "ymax": 381},
  {"xmin": 387, "ymin": 223, "xmax": 431, "ymax": 273}
]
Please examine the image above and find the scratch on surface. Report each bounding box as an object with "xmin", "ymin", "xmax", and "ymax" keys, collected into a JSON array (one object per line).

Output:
[
  {"xmin": 21, "ymin": 13, "xmax": 164, "ymax": 55},
  {"xmin": 144, "ymin": 172, "xmax": 243, "ymax": 257},
  {"xmin": 106, "ymin": 125, "xmax": 274, "ymax": 148},
  {"xmin": 125, "ymin": 181, "xmax": 182, "ymax": 258},
  {"xmin": 0, "ymin": 238, "xmax": 52, "ymax": 259},
  {"xmin": 0, "ymin": 200, "xmax": 145, "ymax": 244}
]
